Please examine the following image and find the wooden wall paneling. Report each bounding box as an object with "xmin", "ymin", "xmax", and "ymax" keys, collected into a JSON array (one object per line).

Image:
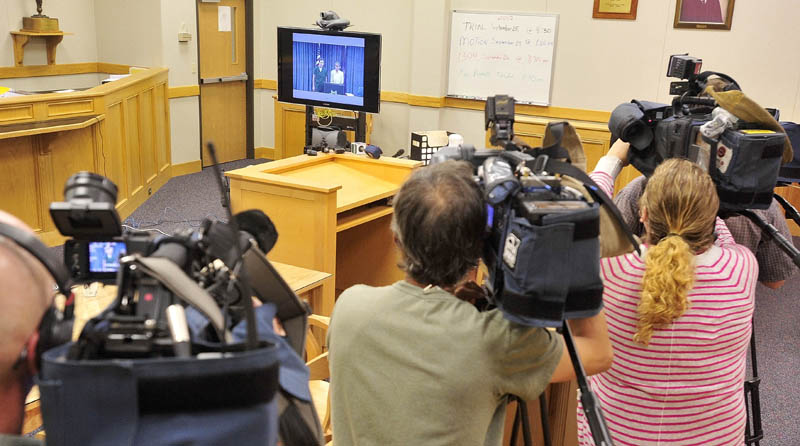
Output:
[
  {"xmin": 45, "ymin": 127, "xmax": 96, "ymax": 208},
  {"xmin": 46, "ymin": 100, "xmax": 95, "ymax": 118},
  {"xmin": 273, "ymin": 99, "xmax": 304, "ymax": 160},
  {"xmin": 138, "ymin": 88, "xmax": 157, "ymax": 184},
  {"xmin": 33, "ymin": 136, "xmax": 55, "ymax": 234},
  {"xmin": 273, "ymin": 99, "xmax": 374, "ymax": 160},
  {"xmin": 283, "ymin": 108, "xmax": 307, "ymax": 159},
  {"xmin": 0, "ymin": 104, "xmax": 34, "ymax": 123},
  {"xmin": 124, "ymin": 95, "xmax": 144, "ymax": 198},
  {"xmin": 0, "ymin": 137, "xmax": 42, "ymax": 231},
  {"xmin": 154, "ymin": 83, "xmax": 170, "ymax": 174},
  {"xmin": 104, "ymin": 102, "xmax": 128, "ymax": 207}
]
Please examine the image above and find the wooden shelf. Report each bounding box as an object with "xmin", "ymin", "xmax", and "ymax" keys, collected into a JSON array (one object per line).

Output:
[
  {"xmin": 336, "ymin": 205, "xmax": 393, "ymax": 232},
  {"xmin": 0, "ymin": 115, "xmax": 103, "ymax": 140},
  {"xmin": 10, "ymin": 31, "xmax": 70, "ymax": 66}
]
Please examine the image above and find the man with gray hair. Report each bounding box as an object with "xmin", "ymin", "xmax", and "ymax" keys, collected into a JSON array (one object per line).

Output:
[
  {"xmin": 0, "ymin": 211, "xmax": 53, "ymax": 445},
  {"xmin": 328, "ymin": 161, "xmax": 612, "ymax": 446}
]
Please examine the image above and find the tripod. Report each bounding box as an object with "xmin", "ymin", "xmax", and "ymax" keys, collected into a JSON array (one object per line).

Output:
[
  {"xmin": 738, "ymin": 192, "xmax": 800, "ymax": 446},
  {"xmin": 510, "ymin": 322, "xmax": 614, "ymax": 446}
]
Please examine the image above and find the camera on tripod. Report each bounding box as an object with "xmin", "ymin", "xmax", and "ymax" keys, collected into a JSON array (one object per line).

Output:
[
  {"xmin": 609, "ymin": 54, "xmax": 788, "ymax": 213},
  {"xmin": 434, "ymin": 94, "xmax": 628, "ymax": 445},
  {"xmin": 434, "ymin": 95, "xmax": 608, "ymax": 328}
]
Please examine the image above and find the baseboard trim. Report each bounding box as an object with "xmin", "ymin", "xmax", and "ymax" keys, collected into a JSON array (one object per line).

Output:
[
  {"xmin": 255, "ymin": 147, "xmax": 276, "ymax": 159},
  {"xmin": 171, "ymin": 160, "xmax": 202, "ymax": 176},
  {"xmin": 168, "ymin": 85, "xmax": 200, "ymax": 99},
  {"xmin": 254, "ymin": 79, "xmax": 277, "ymax": 90}
]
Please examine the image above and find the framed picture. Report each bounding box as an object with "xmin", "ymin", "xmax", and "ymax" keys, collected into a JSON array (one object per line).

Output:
[
  {"xmin": 674, "ymin": 0, "xmax": 735, "ymax": 30},
  {"xmin": 593, "ymin": 0, "xmax": 638, "ymax": 20}
]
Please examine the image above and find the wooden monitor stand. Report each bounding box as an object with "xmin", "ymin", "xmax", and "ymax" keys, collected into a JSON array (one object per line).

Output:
[{"xmin": 226, "ymin": 153, "xmax": 422, "ymax": 316}]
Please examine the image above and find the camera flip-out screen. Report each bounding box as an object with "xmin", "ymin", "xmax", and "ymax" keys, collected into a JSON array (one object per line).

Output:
[{"xmin": 88, "ymin": 241, "xmax": 127, "ymax": 273}]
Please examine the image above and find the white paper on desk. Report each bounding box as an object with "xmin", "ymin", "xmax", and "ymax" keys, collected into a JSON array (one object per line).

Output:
[{"xmin": 218, "ymin": 6, "xmax": 231, "ymax": 32}]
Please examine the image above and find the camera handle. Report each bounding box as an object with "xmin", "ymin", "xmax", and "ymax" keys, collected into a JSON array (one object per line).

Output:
[
  {"xmin": 562, "ymin": 322, "xmax": 615, "ymax": 446},
  {"xmin": 738, "ymin": 205, "xmax": 800, "ymax": 269}
]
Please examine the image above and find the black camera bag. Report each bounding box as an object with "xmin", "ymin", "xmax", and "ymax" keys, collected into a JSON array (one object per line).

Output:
[{"xmin": 708, "ymin": 129, "xmax": 785, "ymax": 211}]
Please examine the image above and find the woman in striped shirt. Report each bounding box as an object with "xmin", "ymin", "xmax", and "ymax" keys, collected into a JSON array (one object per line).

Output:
[{"xmin": 579, "ymin": 142, "xmax": 758, "ymax": 445}]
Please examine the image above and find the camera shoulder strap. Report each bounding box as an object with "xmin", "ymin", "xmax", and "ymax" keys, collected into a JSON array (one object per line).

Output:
[{"xmin": 535, "ymin": 158, "xmax": 642, "ymax": 256}]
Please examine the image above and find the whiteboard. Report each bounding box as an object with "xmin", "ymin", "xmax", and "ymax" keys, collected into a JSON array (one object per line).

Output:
[{"xmin": 447, "ymin": 11, "xmax": 559, "ymax": 105}]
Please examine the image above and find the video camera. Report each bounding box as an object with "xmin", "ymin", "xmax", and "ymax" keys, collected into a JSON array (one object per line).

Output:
[
  {"xmin": 433, "ymin": 95, "xmax": 623, "ymax": 328},
  {"xmin": 435, "ymin": 95, "xmax": 628, "ymax": 445},
  {"xmin": 609, "ymin": 54, "xmax": 787, "ymax": 212},
  {"xmin": 48, "ymin": 171, "xmax": 303, "ymax": 360}
]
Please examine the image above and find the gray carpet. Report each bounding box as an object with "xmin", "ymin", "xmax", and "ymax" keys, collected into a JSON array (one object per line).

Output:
[
  {"xmin": 122, "ymin": 158, "xmax": 269, "ymax": 235},
  {"xmin": 752, "ymin": 275, "xmax": 800, "ymax": 445},
  {"xmin": 52, "ymin": 160, "xmax": 800, "ymax": 445}
]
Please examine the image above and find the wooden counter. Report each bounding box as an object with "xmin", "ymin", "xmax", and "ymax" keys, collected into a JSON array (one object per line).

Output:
[
  {"xmin": 0, "ymin": 67, "xmax": 172, "ymax": 246},
  {"xmin": 226, "ymin": 153, "xmax": 422, "ymax": 316}
]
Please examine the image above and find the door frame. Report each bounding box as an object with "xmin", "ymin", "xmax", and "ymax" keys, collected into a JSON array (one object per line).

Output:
[{"xmin": 195, "ymin": 0, "xmax": 254, "ymax": 164}]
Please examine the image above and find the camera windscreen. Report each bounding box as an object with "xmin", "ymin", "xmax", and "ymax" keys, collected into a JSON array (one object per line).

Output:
[{"xmin": 88, "ymin": 241, "xmax": 127, "ymax": 273}]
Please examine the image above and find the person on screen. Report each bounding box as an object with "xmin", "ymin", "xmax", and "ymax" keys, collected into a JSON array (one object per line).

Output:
[
  {"xmin": 101, "ymin": 242, "xmax": 122, "ymax": 271},
  {"xmin": 679, "ymin": 0, "xmax": 724, "ymax": 23},
  {"xmin": 313, "ymin": 58, "xmax": 326, "ymax": 92},
  {"xmin": 330, "ymin": 61, "xmax": 344, "ymax": 85}
]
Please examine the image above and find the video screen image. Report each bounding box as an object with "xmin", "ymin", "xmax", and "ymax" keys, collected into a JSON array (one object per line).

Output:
[
  {"xmin": 292, "ymin": 33, "xmax": 365, "ymax": 107},
  {"xmin": 88, "ymin": 241, "xmax": 127, "ymax": 273}
]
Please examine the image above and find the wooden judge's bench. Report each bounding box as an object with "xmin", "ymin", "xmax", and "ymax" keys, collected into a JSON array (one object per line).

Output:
[{"xmin": 0, "ymin": 67, "xmax": 172, "ymax": 246}]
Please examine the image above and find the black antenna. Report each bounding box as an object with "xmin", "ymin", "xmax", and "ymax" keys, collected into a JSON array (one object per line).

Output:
[{"xmin": 206, "ymin": 142, "xmax": 258, "ymax": 349}]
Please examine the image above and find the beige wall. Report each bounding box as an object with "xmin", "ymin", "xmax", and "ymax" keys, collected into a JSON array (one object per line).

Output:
[
  {"xmin": 158, "ymin": 0, "xmax": 200, "ymax": 165},
  {"xmin": 92, "ymin": 0, "xmax": 199, "ymax": 166},
  {"xmin": 255, "ymin": 0, "xmax": 800, "ymax": 152},
  {"xmin": 94, "ymin": 0, "xmax": 162, "ymax": 68},
  {"xmin": 0, "ymin": 0, "xmax": 98, "ymax": 66}
]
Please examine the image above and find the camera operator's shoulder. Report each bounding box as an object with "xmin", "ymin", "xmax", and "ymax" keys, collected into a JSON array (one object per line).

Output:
[{"xmin": 478, "ymin": 309, "xmax": 557, "ymax": 353}]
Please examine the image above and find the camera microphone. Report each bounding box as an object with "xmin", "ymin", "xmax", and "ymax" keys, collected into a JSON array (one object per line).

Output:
[{"xmin": 233, "ymin": 210, "xmax": 278, "ymax": 254}]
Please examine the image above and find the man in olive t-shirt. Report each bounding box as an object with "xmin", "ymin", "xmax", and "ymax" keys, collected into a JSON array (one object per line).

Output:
[{"xmin": 328, "ymin": 161, "xmax": 612, "ymax": 446}]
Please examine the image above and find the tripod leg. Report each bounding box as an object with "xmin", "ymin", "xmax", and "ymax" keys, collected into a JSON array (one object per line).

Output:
[
  {"xmin": 510, "ymin": 397, "xmax": 521, "ymax": 446},
  {"xmin": 562, "ymin": 322, "xmax": 615, "ymax": 446},
  {"xmin": 539, "ymin": 393, "xmax": 552, "ymax": 446},
  {"xmin": 744, "ymin": 326, "xmax": 763, "ymax": 445}
]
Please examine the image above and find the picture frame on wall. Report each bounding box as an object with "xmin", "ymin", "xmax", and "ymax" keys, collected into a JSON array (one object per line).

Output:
[
  {"xmin": 674, "ymin": 0, "xmax": 735, "ymax": 30},
  {"xmin": 592, "ymin": 0, "xmax": 638, "ymax": 20}
]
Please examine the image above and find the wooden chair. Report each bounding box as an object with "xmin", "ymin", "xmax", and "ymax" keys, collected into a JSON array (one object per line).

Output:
[{"xmin": 306, "ymin": 314, "xmax": 332, "ymax": 443}]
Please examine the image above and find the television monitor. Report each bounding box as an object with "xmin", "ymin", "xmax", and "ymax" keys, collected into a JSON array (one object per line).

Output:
[{"xmin": 277, "ymin": 27, "xmax": 381, "ymax": 113}]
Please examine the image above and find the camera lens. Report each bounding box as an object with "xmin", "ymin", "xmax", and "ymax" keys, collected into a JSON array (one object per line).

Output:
[{"xmin": 63, "ymin": 171, "xmax": 118, "ymax": 205}]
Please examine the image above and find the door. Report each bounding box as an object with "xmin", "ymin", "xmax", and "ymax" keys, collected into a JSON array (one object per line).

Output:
[{"xmin": 197, "ymin": 0, "xmax": 247, "ymax": 166}]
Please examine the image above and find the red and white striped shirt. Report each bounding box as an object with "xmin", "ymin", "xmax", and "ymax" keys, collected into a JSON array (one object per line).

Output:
[{"xmin": 578, "ymin": 157, "xmax": 758, "ymax": 446}]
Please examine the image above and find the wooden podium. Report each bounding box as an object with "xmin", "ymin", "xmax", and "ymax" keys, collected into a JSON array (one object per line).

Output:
[{"xmin": 226, "ymin": 153, "xmax": 422, "ymax": 316}]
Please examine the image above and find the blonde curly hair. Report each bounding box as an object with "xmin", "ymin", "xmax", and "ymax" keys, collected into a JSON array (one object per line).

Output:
[{"xmin": 634, "ymin": 158, "xmax": 719, "ymax": 344}]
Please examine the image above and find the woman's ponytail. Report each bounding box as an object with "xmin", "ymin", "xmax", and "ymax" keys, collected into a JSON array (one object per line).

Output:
[{"xmin": 635, "ymin": 234, "xmax": 695, "ymax": 345}]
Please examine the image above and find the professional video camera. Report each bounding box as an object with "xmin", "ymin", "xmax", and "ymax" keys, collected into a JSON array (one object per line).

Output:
[
  {"xmin": 609, "ymin": 54, "xmax": 788, "ymax": 213},
  {"xmin": 611, "ymin": 55, "xmax": 800, "ymax": 446},
  {"xmin": 37, "ymin": 146, "xmax": 324, "ymax": 446},
  {"xmin": 433, "ymin": 95, "xmax": 637, "ymax": 446},
  {"xmin": 49, "ymin": 171, "xmax": 286, "ymax": 359}
]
